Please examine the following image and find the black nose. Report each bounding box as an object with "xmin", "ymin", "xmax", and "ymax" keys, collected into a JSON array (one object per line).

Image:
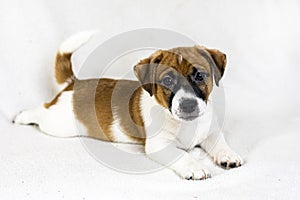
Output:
[{"xmin": 179, "ymin": 99, "xmax": 198, "ymax": 113}]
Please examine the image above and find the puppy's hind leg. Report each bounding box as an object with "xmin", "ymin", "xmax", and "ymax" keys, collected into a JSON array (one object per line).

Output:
[
  {"xmin": 14, "ymin": 91, "xmax": 81, "ymax": 138},
  {"xmin": 13, "ymin": 106, "xmax": 45, "ymax": 126}
]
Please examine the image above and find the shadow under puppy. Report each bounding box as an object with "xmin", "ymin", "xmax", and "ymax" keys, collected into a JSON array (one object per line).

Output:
[{"xmin": 14, "ymin": 32, "xmax": 243, "ymax": 180}]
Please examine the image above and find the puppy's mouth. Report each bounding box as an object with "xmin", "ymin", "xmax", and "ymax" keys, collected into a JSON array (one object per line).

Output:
[
  {"xmin": 178, "ymin": 114, "xmax": 199, "ymax": 121},
  {"xmin": 174, "ymin": 109, "xmax": 202, "ymax": 121}
]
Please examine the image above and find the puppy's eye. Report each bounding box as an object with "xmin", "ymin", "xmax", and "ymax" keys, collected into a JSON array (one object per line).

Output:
[
  {"xmin": 195, "ymin": 72, "xmax": 204, "ymax": 82},
  {"xmin": 192, "ymin": 71, "xmax": 206, "ymax": 83},
  {"xmin": 162, "ymin": 76, "xmax": 174, "ymax": 87}
]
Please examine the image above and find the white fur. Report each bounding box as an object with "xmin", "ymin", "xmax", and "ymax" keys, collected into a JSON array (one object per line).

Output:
[
  {"xmin": 14, "ymin": 91, "xmax": 87, "ymax": 138},
  {"xmin": 139, "ymin": 89, "xmax": 211, "ymax": 179},
  {"xmin": 139, "ymin": 90, "xmax": 181, "ymax": 141},
  {"xmin": 140, "ymin": 89, "xmax": 213, "ymax": 151},
  {"xmin": 200, "ymin": 132, "xmax": 244, "ymax": 168},
  {"xmin": 170, "ymin": 152, "xmax": 211, "ymax": 180},
  {"xmin": 59, "ymin": 30, "xmax": 97, "ymax": 54},
  {"xmin": 140, "ymin": 89, "xmax": 242, "ymax": 179},
  {"xmin": 171, "ymin": 89, "xmax": 207, "ymax": 121},
  {"xmin": 109, "ymin": 122, "xmax": 141, "ymax": 144}
]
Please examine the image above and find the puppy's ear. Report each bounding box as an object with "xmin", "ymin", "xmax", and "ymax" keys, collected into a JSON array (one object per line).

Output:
[
  {"xmin": 205, "ymin": 48, "xmax": 227, "ymax": 86},
  {"xmin": 134, "ymin": 50, "xmax": 163, "ymax": 96}
]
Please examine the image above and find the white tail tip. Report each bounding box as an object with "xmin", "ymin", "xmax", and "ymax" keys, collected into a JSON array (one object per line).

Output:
[{"xmin": 59, "ymin": 30, "xmax": 97, "ymax": 54}]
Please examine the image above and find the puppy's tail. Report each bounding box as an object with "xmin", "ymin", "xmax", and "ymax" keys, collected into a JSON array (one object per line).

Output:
[{"xmin": 55, "ymin": 31, "xmax": 96, "ymax": 85}]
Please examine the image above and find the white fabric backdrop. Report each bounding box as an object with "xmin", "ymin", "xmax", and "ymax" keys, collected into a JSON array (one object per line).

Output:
[{"xmin": 1, "ymin": 0, "xmax": 300, "ymax": 199}]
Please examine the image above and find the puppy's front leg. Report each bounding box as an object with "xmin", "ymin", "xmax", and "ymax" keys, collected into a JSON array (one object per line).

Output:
[
  {"xmin": 201, "ymin": 132, "xmax": 244, "ymax": 169},
  {"xmin": 145, "ymin": 132, "xmax": 211, "ymax": 180}
]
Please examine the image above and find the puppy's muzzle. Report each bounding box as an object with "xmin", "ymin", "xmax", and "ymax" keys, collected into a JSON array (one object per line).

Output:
[
  {"xmin": 178, "ymin": 98, "xmax": 200, "ymax": 121},
  {"xmin": 179, "ymin": 99, "xmax": 198, "ymax": 113}
]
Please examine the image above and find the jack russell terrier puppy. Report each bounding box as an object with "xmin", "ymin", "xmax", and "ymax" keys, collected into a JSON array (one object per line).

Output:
[{"xmin": 14, "ymin": 32, "xmax": 243, "ymax": 180}]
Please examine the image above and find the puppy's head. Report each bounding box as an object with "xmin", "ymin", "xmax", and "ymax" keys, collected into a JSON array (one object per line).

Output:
[{"xmin": 134, "ymin": 46, "xmax": 226, "ymax": 121}]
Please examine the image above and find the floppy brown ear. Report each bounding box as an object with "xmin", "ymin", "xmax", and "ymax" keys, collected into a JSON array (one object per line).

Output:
[
  {"xmin": 205, "ymin": 48, "xmax": 227, "ymax": 86},
  {"xmin": 134, "ymin": 50, "xmax": 163, "ymax": 96}
]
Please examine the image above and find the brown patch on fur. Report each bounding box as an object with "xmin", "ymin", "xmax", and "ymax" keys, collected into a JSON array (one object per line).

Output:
[
  {"xmin": 155, "ymin": 84, "xmax": 172, "ymax": 109},
  {"xmin": 205, "ymin": 48, "xmax": 227, "ymax": 77},
  {"xmin": 49, "ymin": 49, "xmax": 146, "ymax": 144},
  {"xmin": 134, "ymin": 51, "xmax": 163, "ymax": 96},
  {"xmin": 111, "ymin": 81, "xmax": 146, "ymax": 143},
  {"xmin": 72, "ymin": 79, "xmax": 145, "ymax": 144},
  {"xmin": 44, "ymin": 84, "xmax": 74, "ymax": 109},
  {"xmin": 55, "ymin": 53, "xmax": 75, "ymax": 84}
]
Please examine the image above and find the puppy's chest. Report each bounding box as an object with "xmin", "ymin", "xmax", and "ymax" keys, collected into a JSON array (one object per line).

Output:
[
  {"xmin": 144, "ymin": 114, "xmax": 212, "ymax": 150},
  {"xmin": 171, "ymin": 117, "xmax": 212, "ymax": 150}
]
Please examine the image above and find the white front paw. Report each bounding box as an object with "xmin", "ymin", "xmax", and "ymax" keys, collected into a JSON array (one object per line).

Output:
[
  {"xmin": 215, "ymin": 149, "xmax": 243, "ymax": 169},
  {"xmin": 172, "ymin": 160, "xmax": 211, "ymax": 180}
]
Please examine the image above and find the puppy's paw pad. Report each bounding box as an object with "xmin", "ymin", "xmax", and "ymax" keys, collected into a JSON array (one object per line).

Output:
[
  {"xmin": 174, "ymin": 162, "xmax": 211, "ymax": 180},
  {"xmin": 216, "ymin": 150, "xmax": 243, "ymax": 169},
  {"xmin": 184, "ymin": 168, "xmax": 211, "ymax": 180}
]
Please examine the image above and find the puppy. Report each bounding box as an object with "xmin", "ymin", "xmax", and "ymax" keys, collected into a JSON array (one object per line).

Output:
[{"xmin": 14, "ymin": 32, "xmax": 243, "ymax": 180}]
